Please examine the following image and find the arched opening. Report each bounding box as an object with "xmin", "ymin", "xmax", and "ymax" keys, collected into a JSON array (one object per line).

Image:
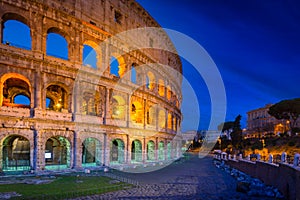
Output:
[
  {"xmin": 2, "ymin": 19, "xmax": 31, "ymax": 50},
  {"xmin": 46, "ymin": 30, "xmax": 68, "ymax": 60},
  {"xmin": 147, "ymin": 106, "xmax": 156, "ymax": 125},
  {"xmin": 81, "ymin": 91, "xmax": 101, "ymax": 116},
  {"xmin": 82, "ymin": 138, "xmax": 102, "ymax": 167},
  {"xmin": 14, "ymin": 95, "xmax": 30, "ymax": 105},
  {"xmin": 158, "ymin": 110, "xmax": 166, "ymax": 129},
  {"xmin": 2, "ymin": 135, "xmax": 30, "ymax": 171},
  {"xmin": 167, "ymin": 86, "xmax": 172, "ymax": 100},
  {"xmin": 110, "ymin": 56, "xmax": 120, "ymax": 77},
  {"xmin": 158, "ymin": 79, "xmax": 165, "ymax": 97},
  {"xmin": 46, "ymin": 84, "xmax": 68, "ymax": 112},
  {"xmin": 158, "ymin": 141, "xmax": 165, "ymax": 160},
  {"xmin": 83, "ymin": 44, "xmax": 97, "ymax": 69},
  {"xmin": 45, "ymin": 136, "xmax": 71, "ymax": 169},
  {"xmin": 131, "ymin": 64, "xmax": 137, "ymax": 84},
  {"xmin": 167, "ymin": 142, "xmax": 172, "ymax": 159},
  {"xmin": 2, "ymin": 76, "xmax": 31, "ymax": 108},
  {"xmin": 146, "ymin": 72, "xmax": 155, "ymax": 90},
  {"xmin": 111, "ymin": 95, "xmax": 125, "ymax": 120},
  {"xmin": 131, "ymin": 101, "xmax": 143, "ymax": 123},
  {"xmin": 168, "ymin": 113, "xmax": 172, "ymax": 129},
  {"xmin": 110, "ymin": 139, "xmax": 124, "ymax": 164},
  {"xmin": 147, "ymin": 140, "xmax": 155, "ymax": 161},
  {"xmin": 131, "ymin": 140, "xmax": 142, "ymax": 163}
]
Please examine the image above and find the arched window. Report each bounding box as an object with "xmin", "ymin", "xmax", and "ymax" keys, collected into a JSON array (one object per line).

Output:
[
  {"xmin": 111, "ymin": 95, "xmax": 125, "ymax": 119},
  {"xmin": 158, "ymin": 110, "xmax": 166, "ymax": 129},
  {"xmin": 2, "ymin": 19, "xmax": 31, "ymax": 50},
  {"xmin": 1, "ymin": 75, "xmax": 31, "ymax": 108},
  {"xmin": 158, "ymin": 79, "xmax": 165, "ymax": 97},
  {"xmin": 46, "ymin": 84, "xmax": 68, "ymax": 112},
  {"xmin": 168, "ymin": 113, "xmax": 172, "ymax": 129},
  {"xmin": 131, "ymin": 64, "xmax": 137, "ymax": 84},
  {"xmin": 14, "ymin": 95, "xmax": 30, "ymax": 106},
  {"xmin": 146, "ymin": 72, "xmax": 155, "ymax": 90},
  {"xmin": 131, "ymin": 101, "xmax": 143, "ymax": 123},
  {"xmin": 83, "ymin": 45, "xmax": 97, "ymax": 69},
  {"xmin": 46, "ymin": 32, "xmax": 68, "ymax": 60},
  {"xmin": 110, "ymin": 56, "xmax": 120, "ymax": 77}
]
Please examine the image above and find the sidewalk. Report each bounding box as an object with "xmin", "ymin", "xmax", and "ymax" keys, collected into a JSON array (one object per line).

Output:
[{"xmin": 70, "ymin": 153, "xmax": 276, "ymax": 200}]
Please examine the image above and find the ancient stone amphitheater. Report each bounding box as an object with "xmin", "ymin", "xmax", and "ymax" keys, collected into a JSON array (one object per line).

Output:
[{"xmin": 0, "ymin": 0, "xmax": 182, "ymax": 172}]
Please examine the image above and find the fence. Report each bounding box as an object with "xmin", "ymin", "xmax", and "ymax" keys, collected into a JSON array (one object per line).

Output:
[{"xmin": 214, "ymin": 151, "xmax": 300, "ymax": 200}]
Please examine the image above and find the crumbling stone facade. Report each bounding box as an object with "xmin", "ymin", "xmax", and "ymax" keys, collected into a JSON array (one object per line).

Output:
[{"xmin": 0, "ymin": 0, "xmax": 182, "ymax": 171}]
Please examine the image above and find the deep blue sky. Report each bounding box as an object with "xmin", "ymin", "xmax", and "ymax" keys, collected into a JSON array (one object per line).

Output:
[{"xmin": 136, "ymin": 0, "xmax": 300, "ymax": 132}]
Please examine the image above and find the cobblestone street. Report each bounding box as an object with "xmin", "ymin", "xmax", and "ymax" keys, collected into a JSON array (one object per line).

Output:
[{"xmin": 70, "ymin": 153, "xmax": 276, "ymax": 200}]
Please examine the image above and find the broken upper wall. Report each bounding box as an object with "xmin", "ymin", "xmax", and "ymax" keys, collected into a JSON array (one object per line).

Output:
[{"xmin": 37, "ymin": 0, "xmax": 182, "ymax": 73}]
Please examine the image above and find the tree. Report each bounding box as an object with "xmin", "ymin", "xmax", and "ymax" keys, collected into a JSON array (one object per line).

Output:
[
  {"xmin": 218, "ymin": 115, "xmax": 243, "ymax": 149},
  {"xmin": 268, "ymin": 98, "xmax": 300, "ymax": 135},
  {"xmin": 230, "ymin": 115, "xmax": 243, "ymax": 149}
]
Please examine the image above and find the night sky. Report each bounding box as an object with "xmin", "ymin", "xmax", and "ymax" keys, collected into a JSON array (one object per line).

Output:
[{"xmin": 136, "ymin": 0, "xmax": 300, "ymax": 132}]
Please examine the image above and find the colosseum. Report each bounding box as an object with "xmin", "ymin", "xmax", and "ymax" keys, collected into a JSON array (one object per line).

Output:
[{"xmin": 0, "ymin": 0, "xmax": 182, "ymax": 172}]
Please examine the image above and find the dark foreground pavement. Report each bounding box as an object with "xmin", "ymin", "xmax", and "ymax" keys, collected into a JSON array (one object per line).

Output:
[{"xmin": 71, "ymin": 153, "xmax": 276, "ymax": 200}]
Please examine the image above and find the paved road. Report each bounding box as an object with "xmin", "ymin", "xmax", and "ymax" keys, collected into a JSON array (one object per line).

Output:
[{"xmin": 72, "ymin": 153, "xmax": 275, "ymax": 200}]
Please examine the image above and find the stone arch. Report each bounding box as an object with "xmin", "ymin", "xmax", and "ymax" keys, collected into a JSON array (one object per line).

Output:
[
  {"xmin": 158, "ymin": 109, "xmax": 166, "ymax": 129},
  {"xmin": 1, "ymin": 13, "xmax": 31, "ymax": 49},
  {"xmin": 1, "ymin": 134, "xmax": 30, "ymax": 171},
  {"xmin": 45, "ymin": 82, "xmax": 69, "ymax": 112},
  {"xmin": 110, "ymin": 138, "xmax": 125, "ymax": 164},
  {"xmin": 109, "ymin": 53, "xmax": 126, "ymax": 78},
  {"xmin": 111, "ymin": 95, "xmax": 126, "ymax": 119},
  {"xmin": 146, "ymin": 140, "xmax": 155, "ymax": 161},
  {"xmin": 46, "ymin": 27, "xmax": 69, "ymax": 60},
  {"xmin": 44, "ymin": 135, "xmax": 71, "ymax": 169},
  {"xmin": 80, "ymin": 90, "xmax": 101, "ymax": 116},
  {"xmin": 131, "ymin": 99, "xmax": 143, "ymax": 124},
  {"xmin": 82, "ymin": 137, "xmax": 102, "ymax": 167},
  {"xmin": 166, "ymin": 85, "xmax": 172, "ymax": 100},
  {"xmin": 131, "ymin": 139, "xmax": 142, "ymax": 162},
  {"xmin": 158, "ymin": 141, "xmax": 165, "ymax": 160},
  {"xmin": 158, "ymin": 79, "xmax": 165, "ymax": 97},
  {"xmin": 82, "ymin": 40, "xmax": 101, "ymax": 69},
  {"xmin": 168, "ymin": 112, "xmax": 173, "ymax": 129},
  {"xmin": 146, "ymin": 71, "xmax": 155, "ymax": 90},
  {"xmin": 146, "ymin": 103, "xmax": 156, "ymax": 126},
  {"xmin": 131, "ymin": 63, "xmax": 137, "ymax": 84},
  {"xmin": 167, "ymin": 142, "xmax": 172, "ymax": 159},
  {"xmin": 0, "ymin": 73, "xmax": 32, "ymax": 108}
]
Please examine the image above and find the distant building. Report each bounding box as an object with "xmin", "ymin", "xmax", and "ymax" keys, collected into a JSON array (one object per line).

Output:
[{"xmin": 245, "ymin": 104, "xmax": 292, "ymax": 138}]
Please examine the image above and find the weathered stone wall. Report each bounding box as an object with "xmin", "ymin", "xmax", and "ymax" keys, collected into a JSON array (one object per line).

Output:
[
  {"xmin": 226, "ymin": 159, "xmax": 300, "ymax": 200},
  {"xmin": 0, "ymin": 0, "xmax": 183, "ymax": 171}
]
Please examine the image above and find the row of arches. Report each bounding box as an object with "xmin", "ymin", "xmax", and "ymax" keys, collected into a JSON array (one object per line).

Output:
[
  {"xmin": 1, "ymin": 15, "xmax": 180, "ymax": 106},
  {"xmin": 1, "ymin": 134, "xmax": 174, "ymax": 171},
  {"xmin": 0, "ymin": 73, "xmax": 68, "ymax": 112},
  {"xmin": 0, "ymin": 73, "xmax": 180, "ymax": 131}
]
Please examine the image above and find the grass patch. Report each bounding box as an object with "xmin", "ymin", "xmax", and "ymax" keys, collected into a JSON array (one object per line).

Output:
[{"xmin": 0, "ymin": 175, "xmax": 132, "ymax": 199}]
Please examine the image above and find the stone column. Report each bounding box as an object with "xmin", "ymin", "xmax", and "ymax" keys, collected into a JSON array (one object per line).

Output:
[
  {"xmin": 142, "ymin": 137, "xmax": 146, "ymax": 162},
  {"xmin": 155, "ymin": 137, "xmax": 158, "ymax": 161},
  {"xmin": 103, "ymin": 133, "xmax": 110, "ymax": 166},
  {"xmin": 125, "ymin": 134, "xmax": 130, "ymax": 164},
  {"xmin": 281, "ymin": 152, "xmax": 287, "ymax": 163},
  {"xmin": 72, "ymin": 131, "xmax": 82, "ymax": 168},
  {"xmin": 103, "ymin": 87, "xmax": 110, "ymax": 124},
  {"xmin": 126, "ymin": 93, "xmax": 130, "ymax": 127},
  {"xmin": 293, "ymin": 153, "xmax": 299, "ymax": 167},
  {"xmin": 35, "ymin": 130, "xmax": 45, "ymax": 170},
  {"xmin": 164, "ymin": 139, "xmax": 168, "ymax": 160},
  {"xmin": 268, "ymin": 154, "xmax": 273, "ymax": 164},
  {"xmin": 33, "ymin": 70, "xmax": 42, "ymax": 110}
]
